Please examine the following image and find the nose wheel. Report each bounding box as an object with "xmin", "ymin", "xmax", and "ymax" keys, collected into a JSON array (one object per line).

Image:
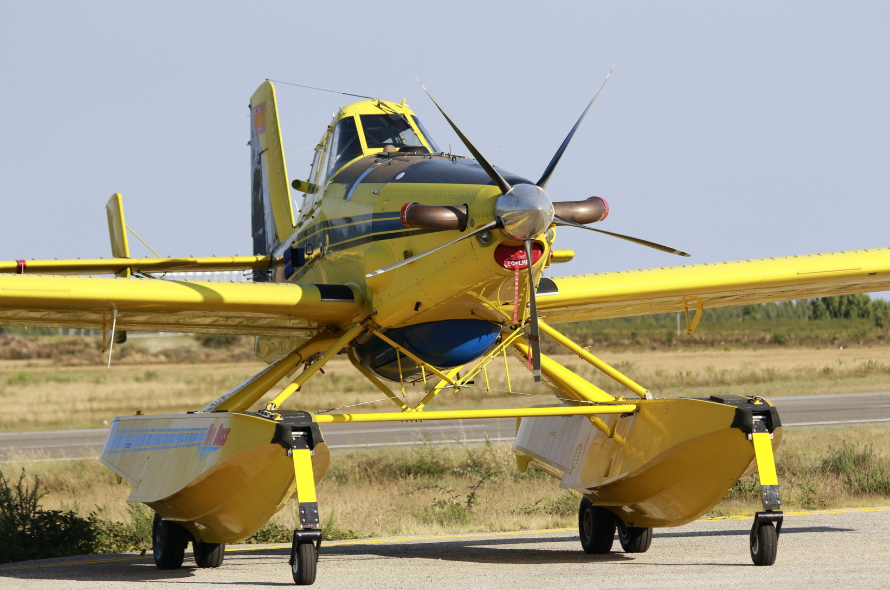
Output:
[
  {"xmin": 290, "ymin": 530, "xmax": 321, "ymax": 585},
  {"xmin": 750, "ymin": 511, "xmax": 782, "ymax": 566}
]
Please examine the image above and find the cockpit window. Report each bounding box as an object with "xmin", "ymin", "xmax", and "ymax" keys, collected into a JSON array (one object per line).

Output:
[
  {"xmin": 361, "ymin": 114, "xmax": 424, "ymax": 149},
  {"xmin": 411, "ymin": 116, "xmax": 441, "ymax": 153},
  {"xmin": 328, "ymin": 116, "xmax": 364, "ymax": 178}
]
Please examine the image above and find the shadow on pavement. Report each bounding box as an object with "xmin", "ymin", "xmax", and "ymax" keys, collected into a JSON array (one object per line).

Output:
[{"xmin": 0, "ymin": 524, "xmax": 854, "ymax": 584}]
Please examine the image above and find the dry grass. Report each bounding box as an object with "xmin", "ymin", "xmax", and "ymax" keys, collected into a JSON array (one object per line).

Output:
[
  {"xmin": 4, "ymin": 341, "xmax": 890, "ymax": 432},
  {"xmin": 709, "ymin": 425, "xmax": 890, "ymax": 517},
  {"xmin": 3, "ymin": 425, "xmax": 888, "ymax": 540}
]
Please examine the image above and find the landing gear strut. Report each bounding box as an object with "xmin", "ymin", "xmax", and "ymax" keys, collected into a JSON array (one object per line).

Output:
[
  {"xmin": 287, "ymin": 427, "xmax": 322, "ymax": 585},
  {"xmin": 748, "ymin": 410, "xmax": 783, "ymax": 566}
]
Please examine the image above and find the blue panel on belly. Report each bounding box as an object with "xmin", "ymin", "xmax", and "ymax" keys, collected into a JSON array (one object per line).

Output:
[{"xmin": 352, "ymin": 320, "xmax": 501, "ymax": 382}]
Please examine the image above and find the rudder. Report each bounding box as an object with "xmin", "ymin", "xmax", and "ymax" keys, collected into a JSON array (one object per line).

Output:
[{"xmin": 250, "ymin": 81, "xmax": 295, "ymax": 281}]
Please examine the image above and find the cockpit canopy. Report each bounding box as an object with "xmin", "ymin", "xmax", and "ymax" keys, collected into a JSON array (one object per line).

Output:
[{"xmin": 316, "ymin": 100, "xmax": 441, "ymax": 181}]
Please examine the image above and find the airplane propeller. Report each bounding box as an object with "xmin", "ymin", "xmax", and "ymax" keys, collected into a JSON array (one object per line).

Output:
[{"xmin": 368, "ymin": 71, "xmax": 690, "ymax": 384}]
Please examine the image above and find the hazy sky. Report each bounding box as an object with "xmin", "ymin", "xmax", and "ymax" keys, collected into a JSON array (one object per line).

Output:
[{"xmin": 2, "ymin": 2, "xmax": 888, "ymax": 286}]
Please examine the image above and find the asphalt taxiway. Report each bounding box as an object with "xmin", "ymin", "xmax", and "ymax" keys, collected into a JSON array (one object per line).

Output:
[
  {"xmin": 2, "ymin": 507, "xmax": 888, "ymax": 589},
  {"xmin": 1, "ymin": 391, "xmax": 888, "ymax": 462}
]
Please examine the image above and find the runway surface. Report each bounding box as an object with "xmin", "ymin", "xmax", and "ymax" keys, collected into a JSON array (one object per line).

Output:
[
  {"xmin": 1, "ymin": 391, "xmax": 888, "ymax": 462},
  {"xmin": 2, "ymin": 507, "xmax": 888, "ymax": 589}
]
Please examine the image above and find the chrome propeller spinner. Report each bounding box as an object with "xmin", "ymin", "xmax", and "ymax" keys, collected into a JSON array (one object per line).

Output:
[{"xmin": 495, "ymin": 184, "xmax": 554, "ymax": 242}]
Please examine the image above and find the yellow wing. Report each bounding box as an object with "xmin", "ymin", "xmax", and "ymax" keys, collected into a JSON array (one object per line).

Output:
[
  {"xmin": 0, "ymin": 255, "xmax": 273, "ymax": 275},
  {"xmin": 538, "ymin": 248, "xmax": 890, "ymax": 324},
  {"xmin": 0, "ymin": 274, "xmax": 362, "ymax": 336}
]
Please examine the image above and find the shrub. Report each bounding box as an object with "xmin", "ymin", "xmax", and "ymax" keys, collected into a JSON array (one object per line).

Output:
[
  {"xmin": 822, "ymin": 442, "xmax": 890, "ymax": 495},
  {"xmin": 0, "ymin": 469, "xmax": 96, "ymax": 563},
  {"xmin": 196, "ymin": 334, "xmax": 242, "ymax": 349},
  {"xmin": 0, "ymin": 469, "xmax": 152, "ymax": 564}
]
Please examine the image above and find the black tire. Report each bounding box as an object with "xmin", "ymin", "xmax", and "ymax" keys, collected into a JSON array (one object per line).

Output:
[
  {"xmin": 617, "ymin": 523, "xmax": 652, "ymax": 553},
  {"xmin": 152, "ymin": 513, "xmax": 188, "ymax": 570},
  {"xmin": 750, "ymin": 521, "xmax": 778, "ymax": 566},
  {"xmin": 194, "ymin": 541, "xmax": 225, "ymax": 568},
  {"xmin": 291, "ymin": 542, "xmax": 318, "ymax": 585},
  {"xmin": 578, "ymin": 497, "xmax": 615, "ymax": 554}
]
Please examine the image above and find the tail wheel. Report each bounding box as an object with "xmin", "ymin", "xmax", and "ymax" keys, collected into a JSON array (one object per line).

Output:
[
  {"xmin": 291, "ymin": 542, "xmax": 318, "ymax": 585},
  {"xmin": 194, "ymin": 541, "xmax": 226, "ymax": 568},
  {"xmin": 578, "ymin": 496, "xmax": 615, "ymax": 554},
  {"xmin": 617, "ymin": 523, "xmax": 652, "ymax": 553},
  {"xmin": 152, "ymin": 513, "xmax": 188, "ymax": 570},
  {"xmin": 750, "ymin": 521, "xmax": 778, "ymax": 566}
]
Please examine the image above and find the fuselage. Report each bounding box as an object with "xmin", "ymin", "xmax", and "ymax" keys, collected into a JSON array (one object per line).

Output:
[{"xmin": 256, "ymin": 99, "xmax": 555, "ymax": 377}]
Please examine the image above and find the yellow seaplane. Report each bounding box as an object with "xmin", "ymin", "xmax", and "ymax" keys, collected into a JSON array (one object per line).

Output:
[{"xmin": 2, "ymin": 78, "xmax": 889, "ymax": 584}]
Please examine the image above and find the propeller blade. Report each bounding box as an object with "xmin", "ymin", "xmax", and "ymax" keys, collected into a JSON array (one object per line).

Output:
[
  {"xmin": 536, "ymin": 66, "xmax": 614, "ymax": 190},
  {"xmin": 524, "ymin": 239, "xmax": 542, "ymax": 385},
  {"xmin": 365, "ymin": 219, "xmax": 501, "ymax": 278},
  {"xmin": 553, "ymin": 215, "xmax": 691, "ymax": 257},
  {"xmin": 417, "ymin": 80, "xmax": 512, "ymax": 195}
]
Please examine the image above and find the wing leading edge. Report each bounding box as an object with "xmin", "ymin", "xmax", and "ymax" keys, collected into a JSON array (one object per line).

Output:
[
  {"xmin": 0, "ymin": 274, "xmax": 362, "ymax": 337},
  {"xmin": 538, "ymin": 248, "xmax": 890, "ymax": 323}
]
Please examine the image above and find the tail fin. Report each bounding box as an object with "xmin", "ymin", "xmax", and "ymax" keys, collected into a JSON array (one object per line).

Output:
[{"xmin": 250, "ymin": 81, "xmax": 295, "ymax": 281}]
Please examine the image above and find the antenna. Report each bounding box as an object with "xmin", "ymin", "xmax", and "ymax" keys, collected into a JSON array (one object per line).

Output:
[{"xmin": 266, "ymin": 79, "xmax": 374, "ymax": 100}]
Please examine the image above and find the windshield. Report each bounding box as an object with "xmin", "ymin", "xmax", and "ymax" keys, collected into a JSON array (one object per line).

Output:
[
  {"xmin": 360, "ymin": 114, "xmax": 424, "ymax": 149},
  {"xmin": 411, "ymin": 116, "xmax": 440, "ymax": 153},
  {"xmin": 328, "ymin": 116, "xmax": 364, "ymax": 177}
]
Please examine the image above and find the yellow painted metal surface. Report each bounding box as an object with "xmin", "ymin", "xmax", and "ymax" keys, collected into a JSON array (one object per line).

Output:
[
  {"xmin": 292, "ymin": 449, "xmax": 318, "ymax": 505},
  {"xmin": 539, "ymin": 320, "xmax": 648, "ymax": 399},
  {"xmin": 514, "ymin": 398, "xmax": 783, "ymax": 528},
  {"xmin": 539, "ymin": 248, "xmax": 890, "ymax": 324},
  {"xmin": 292, "ymin": 448, "xmax": 319, "ymax": 528},
  {"xmin": 0, "ymin": 254, "xmax": 273, "ymax": 275},
  {"xmin": 266, "ymin": 325, "xmax": 364, "ymax": 410},
  {"xmin": 752, "ymin": 432, "xmax": 779, "ymax": 486},
  {"xmin": 100, "ymin": 412, "xmax": 329, "ymax": 543},
  {"xmin": 347, "ymin": 347, "xmax": 409, "ymax": 411},
  {"xmin": 105, "ymin": 193, "xmax": 130, "ymax": 269},
  {"xmin": 511, "ymin": 337, "xmax": 614, "ymax": 403},
  {"xmin": 208, "ymin": 332, "xmax": 349, "ymax": 413},
  {"xmin": 314, "ymin": 404, "xmax": 637, "ymax": 424},
  {"xmin": 250, "ymin": 81, "xmax": 296, "ymax": 242},
  {"xmin": 549, "ymin": 250, "xmax": 575, "ymax": 263},
  {"xmin": 0, "ymin": 275, "xmax": 361, "ymax": 336}
]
